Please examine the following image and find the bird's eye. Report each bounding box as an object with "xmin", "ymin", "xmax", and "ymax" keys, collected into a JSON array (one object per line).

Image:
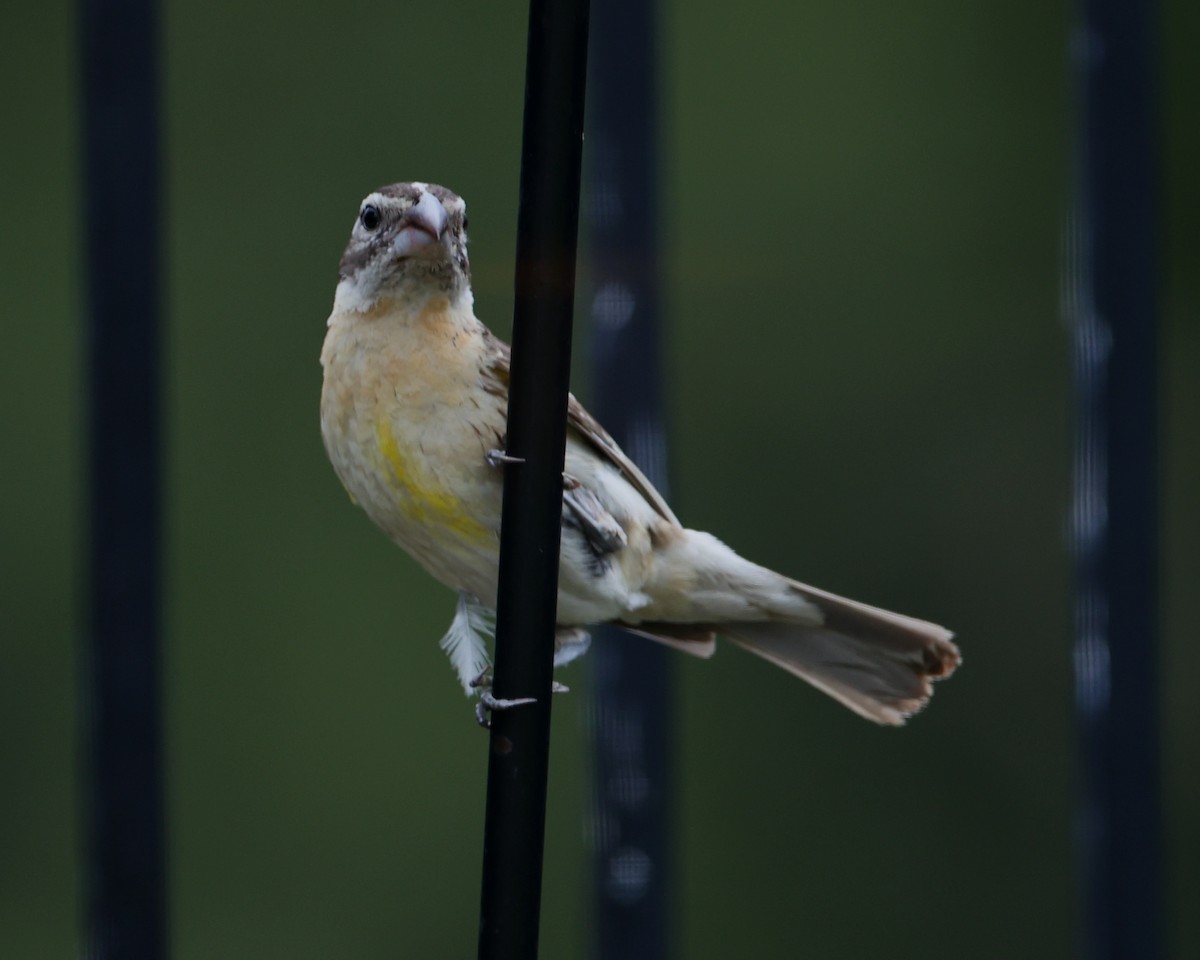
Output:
[
  {"xmin": 462, "ymin": 216, "xmax": 469, "ymax": 231},
  {"xmin": 360, "ymin": 205, "xmax": 382, "ymax": 231}
]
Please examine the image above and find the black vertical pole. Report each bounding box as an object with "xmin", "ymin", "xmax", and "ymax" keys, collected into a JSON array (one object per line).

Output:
[
  {"xmin": 1068, "ymin": 1, "xmax": 1160, "ymax": 958},
  {"xmin": 476, "ymin": 0, "xmax": 590, "ymax": 957},
  {"xmin": 585, "ymin": 0, "xmax": 672, "ymax": 957},
  {"xmin": 80, "ymin": 0, "xmax": 166, "ymax": 958}
]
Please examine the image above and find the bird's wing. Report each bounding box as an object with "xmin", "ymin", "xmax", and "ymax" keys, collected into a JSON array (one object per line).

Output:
[{"xmin": 482, "ymin": 333, "xmax": 680, "ymax": 527}]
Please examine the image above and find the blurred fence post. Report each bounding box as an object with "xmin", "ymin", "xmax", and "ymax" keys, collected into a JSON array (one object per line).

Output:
[
  {"xmin": 1066, "ymin": 1, "xmax": 1160, "ymax": 957},
  {"xmin": 585, "ymin": 0, "xmax": 673, "ymax": 957},
  {"xmin": 80, "ymin": 0, "xmax": 166, "ymax": 957},
  {"xmin": 475, "ymin": 0, "xmax": 591, "ymax": 958}
]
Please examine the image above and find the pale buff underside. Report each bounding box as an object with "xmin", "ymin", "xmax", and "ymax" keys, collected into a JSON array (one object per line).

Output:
[{"xmin": 320, "ymin": 292, "xmax": 693, "ymax": 627}]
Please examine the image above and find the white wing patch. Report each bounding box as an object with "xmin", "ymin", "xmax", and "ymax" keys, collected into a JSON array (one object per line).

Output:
[{"xmin": 439, "ymin": 593, "xmax": 494, "ymax": 694}]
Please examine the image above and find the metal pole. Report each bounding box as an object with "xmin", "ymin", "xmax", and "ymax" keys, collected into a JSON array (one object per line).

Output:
[
  {"xmin": 585, "ymin": 0, "xmax": 673, "ymax": 956},
  {"xmin": 476, "ymin": 0, "xmax": 591, "ymax": 956},
  {"xmin": 1067, "ymin": 1, "xmax": 1160, "ymax": 957},
  {"xmin": 80, "ymin": 0, "xmax": 166, "ymax": 956}
]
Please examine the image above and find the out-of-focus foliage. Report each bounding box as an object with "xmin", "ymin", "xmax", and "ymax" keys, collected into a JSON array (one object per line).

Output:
[{"xmin": 2, "ymin": 0, "xmax": 1195, "ymax": 957}]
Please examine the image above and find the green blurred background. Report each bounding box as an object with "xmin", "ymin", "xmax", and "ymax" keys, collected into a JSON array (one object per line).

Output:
[{"xmin": 3, "ymin": 0, "xmax": 1197, "ymax": 956}]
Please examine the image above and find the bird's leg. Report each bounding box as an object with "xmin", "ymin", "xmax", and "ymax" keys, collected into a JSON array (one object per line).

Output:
[
  {"xmin": 471, "ymin": 667, "xmax": 536, "ymax": 729},
  {"xmin": 470, "ymin": 667, "xmax": 569, "ymax": 729},
  {"xmin": 474, "ymin": 691, "xmax": 537, "ymax": 728},
  {"xmin": 485, "ymin": 449, "xmax": 524, "ymax": 467},
  {"xmin": 553, "ymin": 627, "xmax": 591, "ymax": 667},
  {"xmin": 471, "ymin": 667, "xmax": 570, "ymax": 695}
]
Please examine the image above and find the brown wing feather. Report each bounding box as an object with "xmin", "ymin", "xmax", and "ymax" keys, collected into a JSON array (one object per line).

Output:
[{"xmin": 482, "ymin": 332, "xmax": 680, "ymax": 527}]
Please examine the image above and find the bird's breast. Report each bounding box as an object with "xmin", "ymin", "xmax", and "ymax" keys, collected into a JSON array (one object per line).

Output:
[
  {"xmin": 320, "ymin": 301, "xmax": 506, "ymax": 596},
  {"xmin": 371, "ymin": 415, "xmax": 495, "ymax": 544}
]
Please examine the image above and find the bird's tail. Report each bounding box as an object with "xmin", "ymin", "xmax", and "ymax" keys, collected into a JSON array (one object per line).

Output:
[
  {"xmin": 720, "ymin": 589, "xmax": 959, "ymax": 725},
  {"xmin": 633, "ymin": 530, "xmax": 960, "ymax": 725}
]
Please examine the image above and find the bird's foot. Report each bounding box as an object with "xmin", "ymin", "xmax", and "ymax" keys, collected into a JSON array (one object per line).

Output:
[
  {"xmin": 474, "ymin": 690, "xmax": 538, "ymax": 728},
  {"xmin": 485, "ymin": 449, "xmax": 525, "ymax": 468},
  {"xmin": 470, "ymin": 669, "xmax": 569, "ymax": 728}
]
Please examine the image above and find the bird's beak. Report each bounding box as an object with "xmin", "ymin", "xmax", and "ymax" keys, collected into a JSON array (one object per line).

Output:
[{"xmin": 393, "ymin": 191, "xmax": 449, "ymax": 259}]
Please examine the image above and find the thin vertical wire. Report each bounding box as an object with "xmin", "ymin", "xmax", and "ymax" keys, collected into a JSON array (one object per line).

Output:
[
  {"xmin": 476, "ymin": 0, "xmax": 591, "ymax": 957},
  {"xmin": 585, "ymin": 0, "xmax": 673, "ymax": 955},
  {"xmin": 1067, "ymin": 1, "xmax": 1160, "ymax": 956},
  {"xmin": 80, "ymin": 0, "xmax": 166, "ymax": 955}
]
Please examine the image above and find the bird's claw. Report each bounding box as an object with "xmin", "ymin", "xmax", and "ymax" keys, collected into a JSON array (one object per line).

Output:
[
  {"xmin": 486, "ymin": 449, "xmax": 525, "ymax": 468},
  {"xmin": 469, "ymin": 668, "xmax": 490, "ymax": 690},
  {"xmin": 475, "ymin": 691, "xmax": 538, "ymax": 729},
  {"xmin": 470, "ymin": 670, "xmax": 570, "ymax": 728}
]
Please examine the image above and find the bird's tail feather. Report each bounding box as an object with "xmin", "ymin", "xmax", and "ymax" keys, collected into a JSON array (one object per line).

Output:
[
  {"xmin": 722, "ymin": 603, "xmax": 959, "ymax": 725},
  {"xmin": 638, "ymin": 529, "xmax": 960, "ymax": 724}
]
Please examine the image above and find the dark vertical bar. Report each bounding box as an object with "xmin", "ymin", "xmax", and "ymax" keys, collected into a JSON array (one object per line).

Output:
[
  {"xmin": 1067, "ymin": 1, "xmax": 1160, "ymax": 958},
  {"xmin": 585, "ymin": 0, "xmax": 672, "ymax": 957},
  {"xmin": 80, "ymin": 0, "xmax": 165, "ymax": 958},
  {"xmin": 476, "ymin": 0, "xmax": 590, "ymax": 957}
]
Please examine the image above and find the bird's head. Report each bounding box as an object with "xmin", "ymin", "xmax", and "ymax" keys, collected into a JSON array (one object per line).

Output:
[{"xmin": 334, "ymin": 182, "xmax": 470, "ymax": 313}]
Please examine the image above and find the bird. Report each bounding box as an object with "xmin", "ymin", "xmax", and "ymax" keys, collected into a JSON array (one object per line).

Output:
[{"xmin": 319, "ymin": 181, "xmax": 960, "ymax": 725}]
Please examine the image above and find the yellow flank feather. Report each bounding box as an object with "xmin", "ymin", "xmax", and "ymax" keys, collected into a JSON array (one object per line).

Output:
[{"xmin": 374, "ymin": 419, "xmax": 490, "ymax": 543}]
